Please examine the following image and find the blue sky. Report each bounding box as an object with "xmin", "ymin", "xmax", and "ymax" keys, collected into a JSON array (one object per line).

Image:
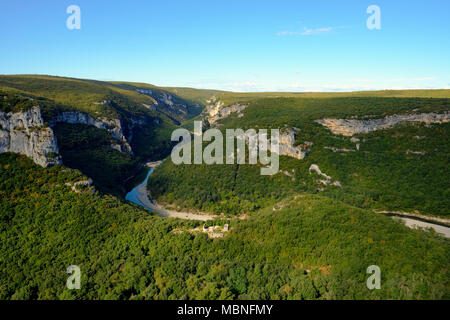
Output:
[{"xmin": 1, "ymin": 0, "xmax": 449, "ymax": 92}]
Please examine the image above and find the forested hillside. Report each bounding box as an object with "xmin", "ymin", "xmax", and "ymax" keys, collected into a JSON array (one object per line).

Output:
[
  {"xmin": 0, "ymin": 75, "xmax": 209, "ymax": 195},
  {"xmin": 1, "ymin": 77, "xmax": 449, "ymax": 300},
  {"xmin": 0, "ymin": 153, "xmax": 448, "ymax": 299},
  {"xmin": 149, "ymin": 94, "xmax": 450, "ymax": 217},
  {"xmin": 0, "ymin": 75, "xmax": 207, "ymax": 121}
]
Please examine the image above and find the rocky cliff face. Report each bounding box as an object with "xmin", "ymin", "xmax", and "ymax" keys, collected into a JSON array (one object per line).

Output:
[
  {"xmin": 0, "ymin": 106, "xmax": 145, "ymax": 167},
  {"xmin": 204, "ymin": 101, "xmax": 310, "ymax": 160},
  {"xmin": 135, "ymin": 88, "xmax": 192, "ymax": 121},
  {"xmin": 316, "ymin": 111, "xmax": 450, "ymax": 136},
  {"xmin": 0, "ymin": 106, "xmax": 61, "ymax": 167},
  {"xmin": 277, "ymin": 128, "xmax": 312, "ymax": 160},
  {"xmin": 206, "ymin": 100, "xmax": 247, "ymax": 125},
  {"xmin": 235, "ymin": 127, "xmax": 312, "ymax": 160},
  {"xmin": 309, "ymin": 164, "xmax": 341, "ymax": 188},
  {"xmin": 50, "ymin": 111, "xmax": 133, "ymax": 153}
]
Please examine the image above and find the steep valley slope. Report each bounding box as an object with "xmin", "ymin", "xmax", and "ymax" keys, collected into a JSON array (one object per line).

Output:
[
  {"xmin": 149, "ymin": 93, "xmax": 450, "ymax": 218},
  {"xmin": 0, "ymin": 77, "xmax": 449, "ymax": 300},
  {"xmin": 0, "ymin": 153, "xmax": 449, "ymax": 299},
  {"xmin": 0, "ymin": 75, "xmax": 215, "ymax": 195}
]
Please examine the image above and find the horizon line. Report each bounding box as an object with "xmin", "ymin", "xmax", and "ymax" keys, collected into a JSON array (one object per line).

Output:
[{"xmin": 1, "ymin": 73, "xmax": 449, "ymax": 94}]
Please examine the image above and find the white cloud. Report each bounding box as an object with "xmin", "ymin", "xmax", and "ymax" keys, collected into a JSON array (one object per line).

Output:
[
  {"xmin": 287, "ymin": 82, "xmax": 303, "ymax": 89},
  {"xmin": 277, "ymin": 26, "xmax": 344, "ymax": 36},
  {"xmin": 181, "ymin": 76, "xmax": 446, "ymax": 92},
  {"xmin": 389, "ymin": 77, "xmax": 435, "ymax": 82},
  {"xmin": 300, "ymin": 27, "xmax": 333, "ymax": 36}
]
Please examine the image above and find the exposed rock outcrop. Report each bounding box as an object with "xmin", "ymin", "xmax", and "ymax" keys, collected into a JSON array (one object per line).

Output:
[
  {"xmin": 277, "ymin": 128, "xmax": 312, "ymax": 159},
  {"xmin": 316, "ymin": 111, "xmax": 450, "ymax": 136},
  {"xmin": 0, "ymin": 106, "xmax": 61, "ymax": 167},
  {"xmin": 406, "ymin": 150, "xmax": 426, "ymax": 155},
  {"xmin": 65, "ymin": 179, "xmax": 95, "ymax": 194},
  {"xmin": 280, "ymin": 169, "xmax": 296, "ymax": 181},
  {"xmin": 136, "ymin": 88, "xmax": 191, "ymax": 120},
  {"xmin": 206, "ymin": 100, "xmax": 247, "ymax": 125},
  {"xmin": 142, "ymin": 103, "xmax": 156, "ymax": 111},
  {"xmin": 0, "ymin": 105, "xmax": 152, "ymax": 166},
  {"xmin": 234, "ymin": 127, "xmax": 312, "ymax": 161},
  {"xmin": 309, "ymin": 164, "xmax": 341, "ymax": 187},
  {"xmin": 324, "ymin": 146, "xmax": 355, "ymax": 153},
  {"xmin": 50, "ymin": 111, "xmax": 133, "ymax": 153},
  {"xmin": 158, "ymin": 91, "xmax": 175, "ymax": 107},
  {"xmin": 350, "ymin": 137, "xmax": 360, "ymax": 150}
]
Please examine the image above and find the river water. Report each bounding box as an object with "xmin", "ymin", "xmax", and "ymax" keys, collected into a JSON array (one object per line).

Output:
[
  {"xmin": 125, "ymin": 162, "xmax": 214, "ymax": 221},
  {"xmin": 125, "ymin": 167, "xmax": 156, "ymax": 210},
  {"xmin": 126, "ymin": 165, "xmax": 450, "ymax": 237}
]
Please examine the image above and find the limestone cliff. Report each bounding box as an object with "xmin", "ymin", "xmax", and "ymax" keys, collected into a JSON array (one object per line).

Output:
[
  {"xmin": 235, "ymin": 127, "xmax": 312, "ymax": 160},
  {"xmin": 135, "ymin": 88, "xmax": 192, "ymax": 121},
  {"xmin": 316, "ymin": 111, "xmax": 450, "ymax": 136},
  {"xmin": 277, "ymin": 128, "xmax": 312, "ymax": 160},
  {"xmin": 50, "ymin": 111, "xmax": 133, "ymax": 153},
  {"xmin": 0, "ymin": 106, "xmax": 61, "ymax": 167},
  {"xmin": 204, "ymin": 99, "xmax": 310, "ymax": 160},
  {"xmin": 205, "ymin": 100, "xmax": 247, "ymax": 125}
]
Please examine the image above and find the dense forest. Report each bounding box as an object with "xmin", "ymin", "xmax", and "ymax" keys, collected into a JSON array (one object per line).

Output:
[
  {"xmin": 0, "ymin": 76, "xmax": 191, "ymax": 196},
  {"xmin": 53, "ymin": 123, "xmax": 143, "ymax": 196},
  {"xmin": 0, "ymin": 153, "xmax": 449, "ymax": 299},
  {"xmin": 1, "ymin": 76, "xmax": 449, "ymax": 300},
  {"xmin": 149, "ymin": 96, "xmax": 450, "ymax": 217}
]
